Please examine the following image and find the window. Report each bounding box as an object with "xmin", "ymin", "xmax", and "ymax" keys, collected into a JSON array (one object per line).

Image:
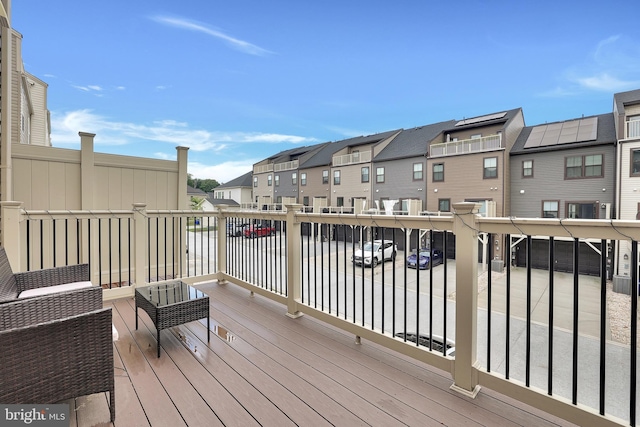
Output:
[
  {"xmin": 303, "ymin": 196, "xmax": 309, "ymax": 206},
  {"xmin": 567, "ymin": 202, "xmax": 597, "ymax": 219},
  {"xmin": 376, "ymin": 167, "xmax": 385, "ymax": 183},
  {"xmin": 413, "ymin": 163, "xmax": 423, "ymax": 180},
  {"xmin": 631, "ymin": 149, "xmax": 640, "ymax": 176},
  {"xmin": 253, "ymin": 177, "xmax": 258, "ymax": 187},
  {"xmin": 542, "ymin": 201, "xmax": 559, "ymax": 218},
  {"xmin": 334, "ymin": 170, "xmax": 341, "ymax": 185},
  {"xmin": 292, "ymin": 172, "xmax": 297, "ymax": 185},
  {"xmin": 471, "ymin": 133, "xmax": 482, "ymax": 139},
  {"xmin": 438, "ymin": 199, "xmax": 450, "ymax": 212},
  {"xmin": 337, "ymin": 197, "xmax": 344, "ymax": 207},
  {"xmin": 433, "ymin": 163, "xmax": 444, "ymax": 182},
  {"xmin": 274, "ymin": 175, "xmax": 280, "ymax": 186},
  {"xmin": 584, "ymin": 155, "xmax": 603, "ymax": 177},
  {"xmin": 352, "ymin": 150, "xmax": 360, "ymax": 162},
  {"xmin": 483, "ymin": 157, "xmax": 497, "ymax": 179},
  {"xmin": 322, "ymin": 170, "xmax": 329, "ymax": 184},
  {"xmin": 565, "ymin": 154, "xmax": 603, "ymax": 179},
  {"xmin": 361, "ymin": 167, "xmax": 370, "ymax": 183},
  {"xmin": 267, "ymin": 175, "xmax": 272, "ymax": 186},
  {"xmin": 522, "ymin": 160, "xmax": 533, "ymax": 178},
  {"xmin": 301, "ymin": 173, "xmax": 307, "ymax": 186}
]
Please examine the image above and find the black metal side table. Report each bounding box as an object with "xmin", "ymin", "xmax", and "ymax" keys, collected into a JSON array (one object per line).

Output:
[{"xmin": 135, "ymin": 281, "xmax": 210, "ymax": 357}]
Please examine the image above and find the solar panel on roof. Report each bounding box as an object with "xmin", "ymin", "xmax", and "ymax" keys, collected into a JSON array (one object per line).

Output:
[
  {"xmin": 454, "ymin": 111, "xmax": 507, "ymax": 127},
  {"xmin": 523, "ymin": 117, "xmax": 598, "ymax": 149}
]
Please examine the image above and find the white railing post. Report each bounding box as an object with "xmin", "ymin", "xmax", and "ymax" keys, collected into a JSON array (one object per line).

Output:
[
  {"xmin": 451, "ymin": 202, "xmax": 481, "ymax": 398},
  {"xmin": 133, "ymin": 203, "xmax": 148, "ymax": 287},
  {"xmin": 216, "ymin": 205, "xmax": 228, "ymax": 282},
  {"xmin": 285, "ymin": 203, "xmax": 303, "ymax": 318},
  {"xmin": 1, "ymin": 201, "xmax": 23, "ymax": 271}
]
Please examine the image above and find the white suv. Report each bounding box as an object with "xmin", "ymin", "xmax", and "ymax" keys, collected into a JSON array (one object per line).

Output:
[{"xmin": 352, "ymin": 240, "xmax": 397, "ymax": 267}]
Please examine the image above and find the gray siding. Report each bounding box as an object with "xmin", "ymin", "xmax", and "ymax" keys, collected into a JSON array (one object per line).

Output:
[
  {"xmin": 510, "ymin": 145, "xmax": 615, "ymax": 218},
  {"xmin": 373, "ymin": 157, "xmax": 425, "ymax": 208}
]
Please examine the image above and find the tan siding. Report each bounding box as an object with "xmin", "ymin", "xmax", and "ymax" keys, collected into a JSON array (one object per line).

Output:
[
  {"xmin": 427, "ymin": 151, "xmax": 505, "ymax": 213},
  {"xmin": 64, "ymin": 163, "xmax": 81, "ymax": 208},
  {"xmin": 330, "ymin": 163, "xmax": 371, "ymax": 206}
]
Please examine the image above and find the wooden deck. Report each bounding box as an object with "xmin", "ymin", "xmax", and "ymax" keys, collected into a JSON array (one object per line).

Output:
[{"xmin": 68, "ymin": 280, "xmax": 577, "ymax": 426}]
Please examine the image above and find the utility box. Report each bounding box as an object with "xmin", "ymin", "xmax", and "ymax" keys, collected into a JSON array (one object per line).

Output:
[
  {"xmin": 613, "ymin": 275, "xmax": 632, "ymax": 295},
  {"xmin": 491, "ymin": 259, "xmax": 504, "ymax": 273}
]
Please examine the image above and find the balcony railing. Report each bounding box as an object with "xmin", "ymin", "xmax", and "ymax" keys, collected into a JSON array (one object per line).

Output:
[
  {"xmin": 332, "ymin": 151, "xmax": 372, "ymax": 166},
  {"xmin": 274, "ymin": 160, "xmax": 299, "ymax": 172},
  {"xmin": 430, "ymin": 134, "xmax": 502, "ymax": 158},
  {"xmin": 627, "ymin": 119, "xmax": 640, "ymax": 139},
  {"xmin": 253, "ymin": 163, "xmax": 274, "ymax": 174},
  {"xmin": 3, "ymin": 200, "xmax": 639, "ymax": 427}
]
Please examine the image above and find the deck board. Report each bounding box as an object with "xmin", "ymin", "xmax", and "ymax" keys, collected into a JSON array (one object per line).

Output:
[{"xmin": 69, "ymin": 280, "xmax": 577, "ymax": 426}]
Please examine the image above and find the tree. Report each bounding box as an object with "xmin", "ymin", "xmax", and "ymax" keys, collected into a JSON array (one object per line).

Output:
[{"xmin": 187, "ymin": 174, "xmax": 219, "ymax": 192}]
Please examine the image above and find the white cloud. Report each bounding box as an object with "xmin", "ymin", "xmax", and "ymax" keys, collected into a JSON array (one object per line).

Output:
[
  {"xmin": 576, "ymin": 73, "xmax": 640, "ymax": 92},
  {"xmin": 541, "ymin": 35, "xmax": 640, "ymax": 96},
  {"xmin": 50, "ymin": 109, "xmax": 317, "ymax": 152},
  {"xmin": 154, "ymin": 152, "xmax": 173, "ymax": 160},
  {"xmin": 188, "ymin": 160, "xmax": 255, "ymax": 183},
  {"xmin": 151, "ymin": 16, "xmax": 273, "ymax": 56}
]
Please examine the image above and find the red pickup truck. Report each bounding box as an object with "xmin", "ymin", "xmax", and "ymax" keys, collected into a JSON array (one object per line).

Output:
[{"xmin": 243, "ymin": 225, "xmax": 276, "ymax": 238}]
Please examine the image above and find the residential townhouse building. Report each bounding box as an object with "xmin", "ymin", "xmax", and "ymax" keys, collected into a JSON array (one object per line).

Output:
[
  {"xmin": 372, "ymin": 121, "xmax": 455, "ymax": 214},
  {"xmin": 213, "ymin": 171, "xmax": 253, "ymax": 206},
  {"xmin": 509, "ymin": 113, "xmax": 616, "ymax": 275},
  {"xmin": 613, "ymin": 89, "xmax": 640, "ymax": 280},
  {"xmin": 328, "ymin": 130, "xmax": 400, "ymax": 210},
  {"xmin": 252, "ymin": 144, "xmax": 326, "ymax": 208},
  {"xmin": 297, "ymin": 130, "xmax": 399, "ymax": 212},
  {"xmin": 425, "ymin": 108, "xmax": 525, "ymax": 217}
]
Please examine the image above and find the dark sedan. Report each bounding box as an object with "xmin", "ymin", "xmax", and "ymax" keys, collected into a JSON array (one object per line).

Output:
[{"xmin": 406, "ymin": 248, "xmax": 443, "ymax": 269}]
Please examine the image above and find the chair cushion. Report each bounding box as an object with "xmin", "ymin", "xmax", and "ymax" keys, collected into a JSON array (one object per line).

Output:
[{"xmin": 18, "ymin": 281, "xmax": 94, "ymax": 299}]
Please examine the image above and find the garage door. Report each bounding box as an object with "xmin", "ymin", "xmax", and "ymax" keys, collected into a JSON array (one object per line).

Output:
[{"xmin": 513, "ymin": 239, "xmax": 602, "ymax": 276}]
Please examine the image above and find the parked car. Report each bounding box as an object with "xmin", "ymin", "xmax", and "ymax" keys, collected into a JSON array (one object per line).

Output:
[
  {"xmin": 394, "ymin": 332, "xmax": 455, "ymax": 356},
  {"xmin": 406, "ymin": 248, "xmax": 443, "ymax": 270},
  {"xmin": 352, "ymin": 240, "xmax": 397, "ymax": 267},
  {"xmin": 227, "ymin": 222, "xmax": 249, "ymax": 237},
  {"xmin": 243, "ymin": 224, "xmax": 276, "ymax": 238}
]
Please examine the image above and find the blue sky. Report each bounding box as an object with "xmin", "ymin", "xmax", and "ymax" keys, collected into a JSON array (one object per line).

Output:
[{"xmin": 13, "ymin": 1, "xmax": 640, "ymax": 183}]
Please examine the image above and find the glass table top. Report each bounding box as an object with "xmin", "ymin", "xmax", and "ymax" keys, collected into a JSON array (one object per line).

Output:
[{"xmin": 137, "ymin": 281, "xmax": 207, "ymax": 308}]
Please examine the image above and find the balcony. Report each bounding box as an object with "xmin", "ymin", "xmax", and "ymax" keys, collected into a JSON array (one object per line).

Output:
[
  {"xmin": 627, "ymin": 119, "xmax": 640, "ymax": 139},
  {"xmin": 253, "ymin": 163, "xmax": 274, "ymax": 174},
  {"xmin": 274, "ymin": 159, "xmax": 299, "ymax": 172},
  {"xmin": 2, "ymin": 202, "xmax": 637, "ymax": 426},
  {"xmin": 430, "ymin": 134, "xmax": 502, "ymax": 158},
  {"xmin": 332, "ymin": 150, "xmax": 372, "ymax": 166}
]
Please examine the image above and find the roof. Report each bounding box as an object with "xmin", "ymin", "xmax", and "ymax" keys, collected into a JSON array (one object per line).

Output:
[
  {"xmin": 300, "ymin": 129, "xmax": 401, "ymax": 168},
  {"xmin": 374, "ymin": 120, "xmax": 456, "ymax": 162},
  {"xmin": 207, "ymin": 197, "xmax": 240, "ymax": 207},
  {"xmin": 187, "ymin": 185, "xmax": 207, "ymax": 195},
  {"xmin": 614, "ymin": 89, "xmax": 640, "ymax": 113},
  {"xmin": 511, "ymin": 113, "xmax": 615, "ymax": 155},
  {"xmin": 218, "ymin": 171, "xmax": 253, "ymax": 189},
  {"xmin": 442, "ymin": 108, "xmax": 522, "ymax": 133}
]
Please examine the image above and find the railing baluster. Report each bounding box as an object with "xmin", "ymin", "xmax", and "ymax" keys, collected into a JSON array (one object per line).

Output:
[
  {"xmin": 109, "ymin": 218, "xmax": 113, "ymax": 288},
  {"xmin": 52, "ymin": 219, "xmax": 57, "ymax": 268},
  {"xmin": 599, "ymin": 238, "xmax": 606, "ymax": 415},
  {"xmin": 526, "ymin": 235, "xmax": 532, "ymax": 387},
  {"xmin": 487, "ymin": 233, "xmax": 493, "ymax": 372},
  {"xmin": 443, "ymin": 231, "xmax": 448, "ymax": 356},
  {"xmin": 572, "ymin": 237, "xmax": 579, "ymax": 405},
  {"xmin": 631, "ymin": 240, "xmax": 637, "ymax": 426},
  {"xmin": 548, "ymin": 236, "xmax": 554, "ymax": 395},
  {"xmin": 505, "ymin": 233, "xmax": 511, "ymax": 379}
]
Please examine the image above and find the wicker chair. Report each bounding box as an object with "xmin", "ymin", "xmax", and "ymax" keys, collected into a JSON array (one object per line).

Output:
[
  {"xmin": 0, "ymin": 247, "xmax": 93, "ymax": 303},
  {"xmin": 0, "ymin": 247, "xmax": 115, "ymax": 422}
]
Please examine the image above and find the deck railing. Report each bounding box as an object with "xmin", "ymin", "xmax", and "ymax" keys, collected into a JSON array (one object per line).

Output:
[
  {"xmin": 627, "ymin": 119, "xmax": 640, "ymax": 140},
  {"xmin": 430, "ymin": 134, "xmax": 502, "ymax": 157},
  {"xmin": 2, "ymin": 200, "xmax": 637, "ymax": 427}
]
